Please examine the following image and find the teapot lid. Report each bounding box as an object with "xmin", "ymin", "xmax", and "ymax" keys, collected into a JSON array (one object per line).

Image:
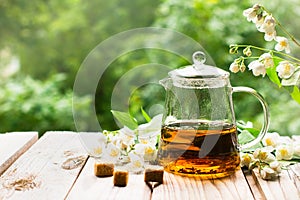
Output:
[{"xmin": 168, "ymin": 51, "xmax": 230, "ymax": 88}]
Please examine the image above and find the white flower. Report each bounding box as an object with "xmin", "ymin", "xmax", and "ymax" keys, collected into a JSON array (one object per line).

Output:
[
  {"xmin": 275, "ymin": 36, "xmax": 291, "ymax": 53},
  {"xmin": 248, "ymin": 60, "xmax": 266, "ymax": 77},
  {"xmin": 275, "ymin": 144, "xmax": 294, "ymax": 160},
  {"xmin": 258, "ymin": 15, "xmax": 276, "ymax": 33},
  {"xmin": 134, "ymin": 143, "xmax": 157, "ymax": 161},
  {"xmin": 264, "ymin": 30, "xmax": 276, "ymax": 42},
  {"xmin": 276, "ymin": 61, "xmax": 295, "ymax": 79},
  {"xmin": 106, "ymin": 132, "xmax": 119, "ymax": 144},
  {"xmin": 243, "ymin": 8, "xmax": 257, "ymax": 22},
  {"xmin": 259, "ymin": 53, "xmax": 274, "ymax": 68},
  {"xmin": 262, "ymin": 132, "xmax": 280, "ymax": 147},
  {"xmin": 243, "ymin": 4, "xmax": 261, "ymax": 22},
  {"xmin": 119, "ymin": 126, "xmax": 136, "ymax": 146},
  {"xmin": 253, "ymin": 147, "xmax": 276, "ymax": 163},
  {"xmin": 102, "ymin": 143, "xmax": 121, "ymax": 163},
  {"xmin": 293, "ymin": 141, "xmax": 300, "ymax": 157},
  {"xmin": 229, "ymin": 62, "xmax": 240, "ymax": 73},
  {"xmin": 79, "ymin": 132, "xmax": 107, "ymax": 158},
  {"xmin": 269, "ymin": 160, "xmax": 282, "ymax": 173},
  {"xmin": 260, "ymin": 166, "xmax": 278, "ymax": 180},
  {"xmin": 92, "ymin": 143, "xmax": 106, "ymax": 157},
  {"xmin": 257, "ymin": 15, "xmax": 277, "ymax": 41},
  {"xmin": 277, "ymin": 136, "xmax": 293, "ymax": 146},
  {"xmin": 128, "ymin": 152, "xmax": 145, "ymax": 172},
  {"xmin": 138, "ymin": 134, "xmax": 158, "ymax": 147},
  {"xmin": 240, "ymin": 152, "xmax": 255, "ymax": 168},
  {"xmin": 137, "ymin": 114, "xmax": 162, "ymax": 137},
  {"xmin": 254, "ymin": 15, "xmax": 265, "ymax": 28}
]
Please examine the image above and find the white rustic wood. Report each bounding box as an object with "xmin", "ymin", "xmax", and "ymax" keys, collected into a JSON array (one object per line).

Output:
[
  {"xmin": 151, "ymin": 169, "xmax": 254, "ymax": 200},
  {"xmin": 0, "ymin": 132, "xmax": 38, "ymax": 175},
  {"xmin": 0, "ymin": 132, "xmax": 88, "ymax": 200},
  {"xmin": 66, "ymin": 157, "xmax": 151, "ymax": 200},
  {"xmin": 251, "ymin": 168, "xmax": 300, "ymax": 200},
  {"xmin": 2, "ymin": 132, "xmax": 300, "ymax": 200},
  {"xmin": 287, "ymin": 163, "xmax": 300, "ymax": 192},
  {"xmin": 243, "ymin": 170, "xmax": 266, "ymax": 200}
]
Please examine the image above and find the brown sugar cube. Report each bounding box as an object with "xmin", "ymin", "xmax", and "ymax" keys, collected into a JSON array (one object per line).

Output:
[
  {"xmin": 94, "ymin": 162, "xmax": 114, "ymax": 177},
  {"xmin": 144, "ymin": 166, "xmax": 164, "ymax": 184},
  {"xmin": 113, "ymin": 170, "xmax": 129, "ymax": 187}
]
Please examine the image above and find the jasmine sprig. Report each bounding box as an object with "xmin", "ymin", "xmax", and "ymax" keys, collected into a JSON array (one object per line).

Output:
[
  {"xmin": 230, "ymin": 44, "xmax": 300, "ymax": 65},
  {"xmin": 262, "ymin": 6, "xmax": 300, "ymax": 47},
  {"xmin": 230, "ymin": 3, "xmax": 300, "ymax": 104}
]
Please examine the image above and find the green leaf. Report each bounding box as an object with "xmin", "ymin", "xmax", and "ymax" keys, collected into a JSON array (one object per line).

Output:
[
  {"xmin": 111, "ymin": 110, "xmax": 138, "ymax": 130},
  {"xmin": 238, "ymin": 130, "xmax": 263, "ymax": 152},
  {"xmin": 141, "ymin": 107, "xmax": 151, "ymax": 122},
  {"xmin": 238, "ymin": 130, "xmax": 256, "ymax": 144},
  {"xmin": 266, "ymin": 66, "xmax": 281, "ymax": 87},
  {"xmin": 290, "ymin": 86, "xmax": 300, "ymax": 104},
  {"xmin": 237, "ymin": 122, "xmax": 260, "ymax": 137},
  {"xmin": 243, "ymin": 127, "xmax": 260, "ymax": 137}
]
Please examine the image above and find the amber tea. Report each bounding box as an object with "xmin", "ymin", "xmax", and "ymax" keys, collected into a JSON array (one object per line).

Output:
[{"xmin": 158, "ymin": 120, "xmax": 240, "ymax": 179}]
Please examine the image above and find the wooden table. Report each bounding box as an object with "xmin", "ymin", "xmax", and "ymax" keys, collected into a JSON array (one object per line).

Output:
[{"xmin": 1, "ymin": 132, "xmax": 300, "ymax": 200}]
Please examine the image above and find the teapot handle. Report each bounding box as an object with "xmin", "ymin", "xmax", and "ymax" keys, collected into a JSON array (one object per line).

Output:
[{"xmin": 232, "ymin": 87, "xmax": 270, "ymax": 150}]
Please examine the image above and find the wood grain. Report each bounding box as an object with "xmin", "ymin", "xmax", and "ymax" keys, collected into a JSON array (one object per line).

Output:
[
  {"xmin": 151, "ymin": 169, "xmax": 254, "ymax": 200},
  {"xmin": 243, "ymin": 169, "xmax": 266, "ymax": 200},
  {"xmin": 287, "ymin": 163, "xmax": 300, "ymax": 193},
  {"xmin": 2, "ymin": 132, "xmax": 300, "ymax": 200},
  {"xmin": 0, "ymin": 132, "xmax": 87, "ymax": 200},
  {"xmin": 66, "ymin": 157, "xmax": 151, "ymax": 200},
  {"xmin": 0, "ymin": 132, "xmax": 38, "ymax": 176},
  {"xmin": 251, "ymin": 168, "xmax": 300, "ymax": 200}
]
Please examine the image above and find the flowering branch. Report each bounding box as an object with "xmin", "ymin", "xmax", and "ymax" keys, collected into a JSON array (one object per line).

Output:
[
  {"xmin": 231, "ymin": 44, "xmax": 300, "ymax": 64},
  {"xmin": 229, "ymin": 4, "xmax": 300, "ymax": 104},
  {"xmin": 262, "ymin": 6, "xmax": 300, "ymax": 47}
]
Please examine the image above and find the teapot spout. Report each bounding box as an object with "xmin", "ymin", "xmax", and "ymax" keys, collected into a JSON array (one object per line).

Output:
[{"xmin": 159, "ymin": 77, "xmax": 172, "ymax": 90}]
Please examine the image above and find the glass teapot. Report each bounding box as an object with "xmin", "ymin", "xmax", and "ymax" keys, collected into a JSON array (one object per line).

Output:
[{"xmin": 157, "ymin": 51, "xmax": 270, "ymax": 179}]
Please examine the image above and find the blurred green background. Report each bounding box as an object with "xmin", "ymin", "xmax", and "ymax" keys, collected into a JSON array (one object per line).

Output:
[{"xmin": 0, "ymin": 0, "xmax": 300, "ymax": 136}]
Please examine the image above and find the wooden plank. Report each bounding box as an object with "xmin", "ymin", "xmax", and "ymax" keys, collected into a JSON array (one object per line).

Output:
[
  {"xmin": 0, "ymin": 132, "xmax": 88, "ymax": 200},
  {"xmin": 243, "ymin": 169, "xmax": 266, "ymax": 200},
  {"xmin": 251, "ymin": 168, "xmax": 300, "ymax": 200},
  {"xmin": 0, "ymin": 132, "xmax": 38, "ymax": 176},
  {"xmin": 66, "ymin": 157, "xmax": 151, "ymax": 200},
  {"xmin": 152, "ymin": 169, "xmax": 254, "ymax": 200},
  {"xmin": 287, "ymin": 163, "xmax": 300, "ymax": 193}
]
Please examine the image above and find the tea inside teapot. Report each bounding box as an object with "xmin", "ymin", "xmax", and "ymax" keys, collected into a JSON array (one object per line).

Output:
[{"xmin": 157, "ymin": 51, "xmax": 270, "ymax": 179}]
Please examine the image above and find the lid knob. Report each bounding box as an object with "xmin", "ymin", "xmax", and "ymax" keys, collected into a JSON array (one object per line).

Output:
[{"xmin": 192, "ymin": 51, "xmax": 206, "ymax": 70}]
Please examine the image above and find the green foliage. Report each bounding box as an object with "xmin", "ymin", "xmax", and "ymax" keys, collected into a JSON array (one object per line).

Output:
[
  {"xmin": 111, "ymin": 110, "xmax": 138, "ymax": 130},
  {"xmin": 111, "ymin": 109, "xmax": 154, "ymax": 130},
  {"xmin": 291, "ymin": 86, "xmax": 300, "ymax": 104},
  {"xmin": 238, "ymin": 130, "xmax": 255, "ymax": 144},
  {"xmin": 266, "ymin": 63, "xmax": 281, "ymax": 88},
  {"xmin": 141, "ymin": 107, "xmax": 151, "ymax": 123},
  {"xmin": 237, "ymin": 125, "xmax": 262, "ymax": 151},
  {"xmin": 0, "ymin": 0, "xmax": 161, "ymax": 132},
  {"xmin": 0, "ymin": 0, "xmax": 161, "ymax": 87},
  {"xmin": 1, "ymin": 0, "xmax": 300, "ymax": 136},
  {"xmin": 0, "ymin": 74, "xmax": 91, "ymax": 136}
]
